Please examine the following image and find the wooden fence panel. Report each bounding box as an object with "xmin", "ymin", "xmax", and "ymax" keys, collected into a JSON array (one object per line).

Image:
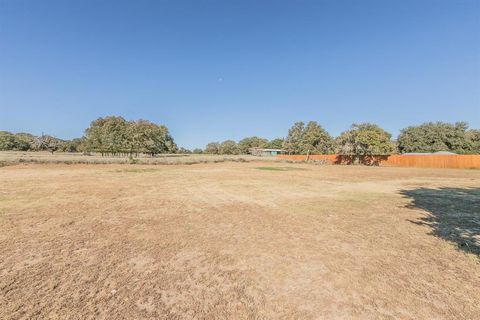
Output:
[{"xmin": 276, "ymin": 154, "xmax": 480, "ymax": 169}]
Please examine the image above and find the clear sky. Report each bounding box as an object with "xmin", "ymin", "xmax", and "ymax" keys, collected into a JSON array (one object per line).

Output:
[{"xmin": 1, "ymin": 0, "xmax": 479, "ymax": 149}]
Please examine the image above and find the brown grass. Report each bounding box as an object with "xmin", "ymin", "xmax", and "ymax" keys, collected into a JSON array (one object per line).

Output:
[
  {"xmin": 0, "ymin": 162, "xmax": 479, "ymax": 319},
  {"xmin": 0, "ymin": 151, "xmax": 278, "ymax": 166}
]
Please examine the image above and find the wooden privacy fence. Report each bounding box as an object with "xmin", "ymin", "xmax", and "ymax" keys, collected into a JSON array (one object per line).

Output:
[{"xmin": 277, "ymin": 154, "xmax": 480, "ymax": 169}]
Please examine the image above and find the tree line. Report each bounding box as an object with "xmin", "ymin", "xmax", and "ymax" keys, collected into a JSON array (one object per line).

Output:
[
  {"xmin": 1, "ymin": 117, "xmax": 479, "ymax": 155},
  {"xmin": 0, "ymin": 131, "xmax": 84, "ymax": 154},
  {"xmin": 204, "ymin": 121, "xmax": 480, "ymax": 155},
  {"xmin": 204, "ymin": 136, "xmax": 284, "ymax": 155},
  {"xmin": 0, "ymin": 116, "xmax": 177, "ymax": 156}
]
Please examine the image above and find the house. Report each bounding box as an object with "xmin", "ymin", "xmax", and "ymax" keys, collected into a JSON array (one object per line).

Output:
[{"xmin": 248, "ymin": 148, "xmax": 285, "ymax": 156}]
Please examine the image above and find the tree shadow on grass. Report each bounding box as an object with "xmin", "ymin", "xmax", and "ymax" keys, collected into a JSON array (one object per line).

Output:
[{"xmin": 400, "ymin": 187, "xmax": 480, "ymax": 256}]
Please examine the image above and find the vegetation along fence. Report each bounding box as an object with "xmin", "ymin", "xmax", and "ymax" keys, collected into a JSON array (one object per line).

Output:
[{"xmin": 277, "ymin": 154, "xmax": 480, "ymax": 169}]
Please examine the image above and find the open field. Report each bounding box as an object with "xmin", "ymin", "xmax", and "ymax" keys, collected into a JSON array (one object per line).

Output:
[
  {"xmin": 1, "ymin": 162, "xmax": 479, "ymax": 319},
  {"xmin": 0, "ymin": 151, "xmax": 278, "ymax": 167}
]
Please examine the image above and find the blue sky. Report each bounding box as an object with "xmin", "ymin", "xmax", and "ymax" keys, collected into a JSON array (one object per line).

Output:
[{"xmin": 1, "ymin": 0, "xmax": 479, "ymax": 149}]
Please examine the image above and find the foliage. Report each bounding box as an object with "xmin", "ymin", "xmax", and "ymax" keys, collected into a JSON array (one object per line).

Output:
[
  {"xmin": 266, "ymin": 138, "xmax": 284, "ymax": 149},
  {"xmin": 283, "ymin": 121, "xmax": 334, "ymax": 154},
  {"xmin": 336, "ymin": 123, "xmax": 393, "ymax": 156},
  {"xmin": 302, "ymin": 121, "xmax": 334, "ymax": 154},
  {"xmin": 178, "ymin": 147, "xmax": 192, "ymax": 154},
  {"xmin": 62, "ymin": 138, "xmax": 87, "ymax": 153},
  {"xmin": 0, "ymin": 131, "xmax": 35, "ymax": 151},
  {"xmin": 0, "ymin": 131, "xmax": 79, "ymax": 153},
  {"xmin": 128, "ymin": 120, "xmax": 177, "ymax": 155},
  {"xmin": 237, "ymin": 136, "xmax": 268, "ymax": 154},
  {"xmin": 84, "ymin": 116, "xmax": 177, "ymax": 155},
  {"xmin": 35, "ymin": 134, "xmax": 64, "ymax": 154},
  {"xmin": 397, "ymin": 122, "xmax": 474, "ymax": 154},
  {"xmin": 85, "ymin": 116, "xmax": 128, "ymax": 154},
  {"xmin": 205, "ymin": 142, "xmax": 220, "ymax": 154},
  {"xmin": 282, "ymin": 122, "xmax": 304, "ymax": 154},
  {"xmin": 207, "ymin": 137, "xmax": 281, "ymax": 155},
  {"xmin": 218, "ymin": 140, "xmax": 239, "ymax": 155},
  {"xmin": 12, "ymin": 133, "xmax": 34, "ymax": 151},
  {"xmin": 0, "ymin": 132, "xmax": 18, "ymax": 151},
  {"xmin": 467, "ymin": 129, "xmax": 480, "ymax": 154}
]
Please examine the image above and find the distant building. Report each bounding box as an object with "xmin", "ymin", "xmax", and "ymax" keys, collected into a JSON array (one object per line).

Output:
[{"xmin": 248, "ymin": 148, "xmax": 285, "ymax": 156}]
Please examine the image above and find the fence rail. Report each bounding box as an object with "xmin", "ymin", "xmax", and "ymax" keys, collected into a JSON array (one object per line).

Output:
[{"xmin": 277, "ymin": 154, "xmax": 480, "ymax": 169}]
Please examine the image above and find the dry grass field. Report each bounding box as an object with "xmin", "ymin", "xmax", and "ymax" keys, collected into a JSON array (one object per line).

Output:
[
  {"xmin": 0, "ymin": 151, "xmax": 276, "ymax": 167},
  {"xmin": 0, "ymin": 162, "xmax": 479, "ymax": 319}
]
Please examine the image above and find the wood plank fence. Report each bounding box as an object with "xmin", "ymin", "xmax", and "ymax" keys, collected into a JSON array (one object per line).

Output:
[{"xmin": 277, "ymin": 154, "xmax": 480, "ymax": 169}]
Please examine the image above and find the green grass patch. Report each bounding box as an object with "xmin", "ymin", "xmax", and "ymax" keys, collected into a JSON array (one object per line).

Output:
[{"xmin": 255, "ymin": 166, "xmax": 308, "ymax": 171}]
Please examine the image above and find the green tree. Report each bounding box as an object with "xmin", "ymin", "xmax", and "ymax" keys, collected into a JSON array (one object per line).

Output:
[
  {"xmin": 85, "ymin": 117, "xmax": 109, "ymax": 153},
  {"xmin": 205, "ymin": 142, "xmax": 220, "ymax": 154},
  {"xmin": 283, "ymin": 122, "xmax": 305, "ymax": 154},
  {"xmin": 219, "ymin": 140, "xmax": 239, "ymax": 154},
  {"xmin": 84, "ymin": 116, "xmax": 176, "ymax": 156},
  {"xmin": 62, "ymin": 138, "xmax": 86, "ymax": 153},
  {"xmin": 266, "ymin": 138, "xmax": 284, "ymax": 149},
  {"xmin": 0, "ymin": 131, "xmax": 17, "ymax": 151},
  {"xmin": 467, "ymin": 129, "xmax": 480, "ymax": 153},
  {"xmin": 102, "ymin": 116, "xmax": 129, "ymax": 155},
  {"xmin": 397, "ymin": 122, "xmax": 473, "ymax": 154},
  {"xmin": 0, "ymin": 131, "xmax": 35, "ymax": 151},
  {"xmin": 84, "ymin": 116, "xmax": 128, "ymax": 155},
  {"xmin": 238, "ymin": 136, "xmax": 268, "ymax": 154},
  {"xmin": 192, "ymin": 148, "xmax": 203, "ymax": 154},
  {"xmin": 127, "ymin": 120, "xmax": 177, "ymax": 155},
  {"xmin": 302, "ymin": 121, "xmax": 334, "ymax": 154},
  {"xmin": 124, "ymin": 120, "xmax": 144, "ymax": 154},
  {"xmin": 14, "ymin": 133, "xmax": 36, "ymax": 151},
  {"xmin": 283, "ymin": 121, "xmax": 333, "ymax": 154},
  {"xmin": 336, "ymin": 123, "xmax": 393, "ymax": 158}
]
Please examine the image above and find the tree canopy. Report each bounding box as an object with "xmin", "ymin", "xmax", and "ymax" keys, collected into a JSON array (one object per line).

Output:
[
  {"xmin": 84, "ymin": 116, "xmax": 177, "ymax": 155},
  {"xmin": 237, "ymin": 136, "xmax": 268, "ymax": 154},
  {"xmin": 467, "ymin": 129, "xmax": 480, "ymax": 154},
  {"xmin": 205, "ymin": 142, "xmax": 220, "ymax": 154},
  {"xmin": 266, "ymin": 138, "xmax": 284, "ymax": 149},
  {"xmin": 219, "ymin": 140, "xmax": 239, "ymax": 155},
  {"xmin": 283, "ymin": 121, "xmax": 334, "ymax": 154},
  {"xmin": 205, "ymin": 137, "xmax": 284, "ymax": 154},
  {"xmin": 0, "ymin": 131, "xmax": 68, "ymax": 152},
  {"xmin": 336, "ymin": 123, "xmax": 393, "ymax": 156},
  {"xmin": 397, "ymin": 122, "xmax": 476, "ymax": 154},
  {"xmin": 0, "ymin": 131, "xmax": 19, "ymax": 151}
]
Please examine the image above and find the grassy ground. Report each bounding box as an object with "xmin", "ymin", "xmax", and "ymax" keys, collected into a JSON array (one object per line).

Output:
[
  {"xmin": 254, "ymin": 166, "xmax": 308, "ymax": 171},
  {"xmin": 0, "ymin": 162, "xmax": 479, "ymax": 319}
]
